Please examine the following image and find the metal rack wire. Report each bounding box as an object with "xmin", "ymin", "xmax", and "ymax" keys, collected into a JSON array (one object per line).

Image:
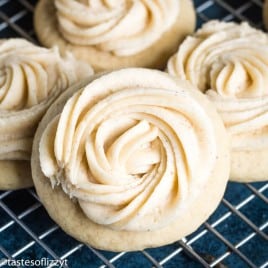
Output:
[{"xmin": 0, "ymin": 0, "xmax": 267, "ymax": 267}]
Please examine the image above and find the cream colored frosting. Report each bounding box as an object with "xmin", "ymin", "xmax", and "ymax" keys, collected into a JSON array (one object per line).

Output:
[
  {"xmin": 39, "ymin": 68, "xmax": 219, "ymax": 232},
  {"xmin": 0, "ymin": 38, "xmax": 93, "ymax": 160},
  {"xmin": 167, "ymin": 20, "xmax": 268, "ymax": 151},
  {"xmin": 55, "ymin": 0, "xmax": 180, "ymax": 56}
]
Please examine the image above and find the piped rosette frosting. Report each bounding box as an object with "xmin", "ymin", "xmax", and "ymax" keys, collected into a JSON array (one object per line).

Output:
[
  {"xmin": 39, "ymin": 68, "xmax": 221, "ymax": 232},
  {"xmin": 0, "ymin": 38, "xmax": 93, "ymax": 161},
  {"xmin": 167, "ymin": 20, "xmax": 268, "ymax": 153},
  {"xmin": 55, "ymin": 0, "xmax": 180, "ymax": 56}
]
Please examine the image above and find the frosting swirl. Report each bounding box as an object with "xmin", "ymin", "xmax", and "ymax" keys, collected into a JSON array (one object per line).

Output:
[
  {"xmin": 0, "ymin": 38, "xmax": 93, "ymax": 160},
  {"xmin": 55, "ymin": 0, "xmax": 180, "ymax": 56},
  {"xmin": 39, "ymin": 68, "xmax": 218, "ymax": 231},
  {"xmin": 167, "ymin": 21, "xmax": 268, "ymax": 151}
]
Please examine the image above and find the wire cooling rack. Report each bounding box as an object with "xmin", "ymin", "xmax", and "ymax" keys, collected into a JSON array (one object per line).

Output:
[{"xmin": 0, "ymin": 0, "xmax": 267, "ymax": 267}]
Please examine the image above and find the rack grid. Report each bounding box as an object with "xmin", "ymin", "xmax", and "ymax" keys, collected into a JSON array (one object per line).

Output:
[{"xmin": 0, "ymin": 0, "xmax": 267, "ymax": 267}]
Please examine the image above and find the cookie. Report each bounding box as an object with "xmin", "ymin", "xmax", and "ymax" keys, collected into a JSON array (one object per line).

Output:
[
  {"xmin": 0, "ymin": 38, "xmax": 93, "ymax": 189},
  {"xmin": 34, "ymin": 0, "xmax": 196, "ymax": 72},
  {"xmin": 167, "ymin": 20, "xmax": 268, "ymax": 182},
  {"xmin": 32, "ymin": 68, "xmax": 230, "ymax": 251}
]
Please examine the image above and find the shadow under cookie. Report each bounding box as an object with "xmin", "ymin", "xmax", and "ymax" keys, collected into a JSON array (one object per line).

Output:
[{"xmin": 0, "ymin": 160, "xmax": 32, "ymax": 190}]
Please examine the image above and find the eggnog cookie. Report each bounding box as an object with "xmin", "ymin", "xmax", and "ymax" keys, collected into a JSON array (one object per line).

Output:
[
  {"xmin": 0, "ymin": 38, "xmax": 93, "ymax": 190},
  {"xmin": 32, "ymin": 68, "xmax": 229, "ymax": 251},
  {"xmin": 34, "ymin": 0, "xmax": 196, "ymax": 72},
  {"xmin": 167, "ymin": 20, "xmax": 268, "ymax": 182}
]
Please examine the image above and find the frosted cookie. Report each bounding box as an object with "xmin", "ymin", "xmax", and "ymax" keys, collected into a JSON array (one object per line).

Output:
[
  {"xmin": 167, "ymin": 20, "xmax": 268, "ymax": 182},
  {"xmin": 34, "ymin": 0, "xmax": 196, "ymax": 72},
  {"xmin": 32, "ymin": 68, "xmax": 229, "ymax": 251},
  {"xmin": 0, "ymin": 38, "xmax": 93, "ymax": 190}
]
